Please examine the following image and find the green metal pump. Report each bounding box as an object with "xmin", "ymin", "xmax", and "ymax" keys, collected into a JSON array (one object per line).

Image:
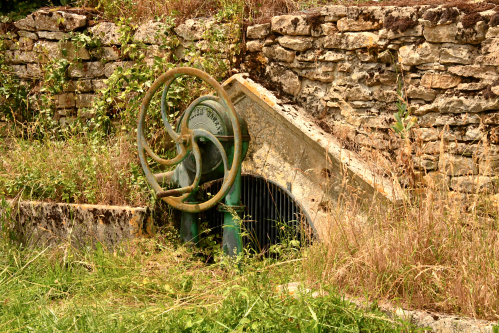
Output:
[{"xmin": 137, "ymin": 68, "xmax": 249, "ymax": 256}]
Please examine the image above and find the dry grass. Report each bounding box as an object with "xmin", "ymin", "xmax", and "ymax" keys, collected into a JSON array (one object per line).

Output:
[{"xmin": 304, "ymin": 135, "xmax": 499, "ymax": 320}]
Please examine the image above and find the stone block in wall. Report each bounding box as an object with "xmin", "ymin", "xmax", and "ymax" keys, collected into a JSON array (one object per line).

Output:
[
  {"xmin": 271, "ymin": 15, "xmax": 311, "ymax": 36},
  {"xmin": 246, "ymin": 40, "xmax": 264, "ymax": 52},
  {"xmin": 398, "ymin": 42, "xmax": 439, "ymax": 66},
  {"xmin": 321, "ymin": 5, "xmax": 347, "ymax": 22},
  {"xmin": 263, "ymin": 44, "xmax": 295, "ymax": 62},
  {"xmin": 247, "ymin": 24, "xmax": 271, "ymax": 39},
  {"xmin": 10, "ymin": 37, "xmax": 36, "ymax": 51},
  {"xmin": 14, "ymin": 15, "xmax": 36, "ymax": 31},
  {"xmin": 26, "ymin": 63, "xmax": 43, "ymax": 78},
  {"xmin": 322, "ymin": 32, "xmax": 379, "ymax": 50},
  {"xmin": 296, "ymin": 50, "xmax": 346, "ymax": 62},
  {"xmin": 456, "ymin": 82, "xmax": 487, "ymax": 91},
  {"xmin": 17, "ymin": 30, "xmax": 38, "ymax": 40},
  {"xmin": 423, "ymin": 21, "xmax": 486, "ymax": 45},
  {"xmin": 343, "ymin": 85, "xmax": 371, "ymax": 101},
  {"xmin": 483, "ymin": 112, "xmax": 499, "ymax": 125},
  {"xmin": 418, "ymin": 113, "xmax": 480, "ymax": 127},
  {"xmin": 337, "ymin": 17, "xmax": 381, "ymax": 32},
  {"xmin": 4, "ymin": 51, "xmax": 38, "ymax": 64},
  {"xmin": 439, "ymin": 44, "xmax": 476, "ymax": 65},
  {"xmin": 277, "ymin": 36, "xmax": 313, "ymax": 52},
  {"xmin": 134, "ymin": 21, "xmax": 169, "ymax": 44},
  {"xmin": 69, "ymin": 62, "xmax": 105, "ymax": 78},
  {"xmin": 76, "ymin": 94, "xmax": 95, "ymax": 108},
  {"xmin": 420, "ymin": 73, "xmax": 461, "ymax": 89},
  {"xmin": 32, "ymin": 10, "xmax": 86, "ymax": 32},
  {"xmin": 413, "ymin": 127, "xmax": 439, "ymax": 141},
  {"xmin": 37, "ymin": 31, "xmax": 67, "ymax": 40},
  {"xmin": 294, "ymin": 64, "xmax": 336, "ymax": 83},
  {"xmin": 407, "ymin": 85, "xmax": 437, "ymax": 101},
  {"xmin": 64, "ymin": 80, "xmax": 93, "ymax": 93},
  {"xmin": 92, "ymin": 80, "xmax": 107, "ymax": 91},
  {"xmin": 34, "ymin": 41, "xmax": 90, "ymax": 61},
  {"xmin": 422, "ymin": 172, "xmax": 450, "ymax": 188},
  {"xmin": 90, "ymin": 46, "xmax": 120, "ymax": 61},
  {"xmin": 174, "ymin": 18, "xmax": 214, "ymax": 41},
  {"xmin": 447, "ymin": 65, "xmax": 499, "ymax": 82},
  {"xmin": 427, "ymin": 96, "xmax": 499, "ymax": 114},
  {"xmin": 450, "ymin": 176, "xmax": 496, "ymax": 193},
  {"xmin": 89, "ymin": 22, "xmax": 122, "ymax": 45},
  {"xmin": 10, "ymin": 65, "xmax": 28, "ymax": 78},
  {"xmin": 55, "ymin": 93, "xmax": 75, "ymax": 109},
  {"xmin": 438, "ymin": 153, "xmax": 478, "ymax": 176},
  {"xmin": 266, "ymin": 64, "xmax": 301, "ymax": 96},
  {"xmin": 103, "ymin": 61, "xmax": 134, "ymax": 78},
  {"xmin": 378, "ymin": 26, "xmax": 423, "ymax": 40},
  {"xmin": 413, "ymin": 154, "xmax": 438, "ymax": 171}
]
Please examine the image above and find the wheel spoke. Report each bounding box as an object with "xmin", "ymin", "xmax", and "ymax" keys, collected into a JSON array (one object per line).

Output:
[{"xmin": 160, "ymin": 76, "xmax": 180, "ymax": 142}]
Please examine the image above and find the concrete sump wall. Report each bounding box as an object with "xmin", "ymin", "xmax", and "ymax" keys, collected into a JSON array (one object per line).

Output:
[{"xmin": 243, "ymin": 3, "xmax": 499, "ymax": 198}]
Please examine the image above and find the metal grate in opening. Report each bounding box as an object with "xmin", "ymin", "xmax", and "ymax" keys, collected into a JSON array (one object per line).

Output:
[{"xmin": 201, "ymin": 174, "xmax": 313, "ymax": 251}]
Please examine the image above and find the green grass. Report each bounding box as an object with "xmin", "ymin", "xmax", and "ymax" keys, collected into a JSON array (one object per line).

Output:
[{"xmin": 0, "ymin": 211, "xmax": 415, "ymax": 333}]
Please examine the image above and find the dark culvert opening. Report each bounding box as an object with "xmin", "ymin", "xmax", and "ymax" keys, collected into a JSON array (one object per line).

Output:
[{"xmin": 200, "ymin": 174, "xmax": 314, "ymax": 252}]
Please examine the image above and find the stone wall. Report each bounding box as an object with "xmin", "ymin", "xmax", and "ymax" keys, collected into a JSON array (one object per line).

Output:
[
  {"xmin": 0, "ymin": 8, "xmax": 236, "ymax": 126},
  {"xmin": 2, "ymin": 4, "xmax": 499, "ymax": 196},
  {"xmin": 243, "ymin": 3, "xmax": 499, "ymax": 196}
]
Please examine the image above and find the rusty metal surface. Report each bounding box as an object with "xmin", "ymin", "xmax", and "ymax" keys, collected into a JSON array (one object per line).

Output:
[{"xmin": 137, "ymin": 67, "xmax": 243, "ymax": 213}]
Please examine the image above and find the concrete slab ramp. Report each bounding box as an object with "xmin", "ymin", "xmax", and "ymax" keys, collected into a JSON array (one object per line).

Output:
[{"xmin": 223, "ymin": 74, "xmax": 403, "ymax": 236}]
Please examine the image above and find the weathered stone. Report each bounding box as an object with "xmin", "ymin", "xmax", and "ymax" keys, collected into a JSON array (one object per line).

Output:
[
  {"xmin": 413, "ymin": 127, "xmax": 439, "ymax": 141},
  {"xmin": 56, "ymin": 93, "xmax": 75, "ymax": 109},
  {"xmin": 418, "ymin": 113, "xmax": 480, "ymax": 127},
  {"xmin": 247, "ymin": 23, "xmax": 271, "ymax": 39},
  {"xmin": 33, "ymin": 10, "xmax": 86, "ymax": 32},
  {"xmin": 422, "ymin": 95, "xmax": 499, "ymax": 114},
  {"xmin": 448, "ymin": 65, "xmax": 499, "ymax": 81},
  {"xmin": 439, "ymin": 153, "xmax": 478, "ymax": 176},
  {"xmin": 174, "ymin": 18, "xmax": 214, "ymax": 41},
  {"xmin": 10, "ymin": 37, "xmax": 36, "ymax": 51},
  {"xmin": 456, "ymin": 82, "xmax": 487, "ymax": 91},
  {"xmin": 420, "ymin": 73, "xmax": 461, "ymax": 89},
  {"xmin": 413, "ymin": 154, "xmax": 438, "ymax": 170},
  {"xmin": 294, "ymin": 64, "xmax": 336, "ymax": 83},
  {"xmin": 10, "ymin": 65, "xmax": 28, "ymax": 78},
  {"xmin": 271, "ymin": 15, "xmax": 310, "ymax": 36},
  {"xmin": 26, "ymin": 63, "xmax": 43, "ymax": 78},
  {"xmin": 65, "ymin": 80, "xmax": 93, "ymax": 93},
  {"xmin": 69, "ymin": 62, "xmax": 105, "ymax": 78},
  {"xmin": 424, "ymin": 22, "xmax": 486, "ymax": 44},
  {"xmin": 323, "ymin": 32, "xmax": 379, "ymax": 50},
  {"xmin": 76, "ymin": 94, "xmax": 95, "ymax": 108},
  {"xmin": 320, "ymin": 23, "xmax": 338, "ymax": 36},
  {"xmin": 4, "ymin": 51, "xmax": 38, "ymax": 64},
  {"xmin": 321, "ymin": 5, "xmax": 347, "ymax": 22},
  {"xmin": 34, "ymin": 40, "xmax": 91, "ymax": 61},
  {"xmin": 103, "ymin": 61, "xmax": 134, "ymax": 78},
  {"xmin": 14, "ymin": 15, "xmax": 36, "ymax": 31},
  {"xmin": 450, "ymin": 176, "xmax": 495, "ymax": 193},
  {"xmin": 92, "ymin": 79, "xmax": 107, "ymax": 91},
  {"xmin": 266, "ymin": 64, "xmax": 301, "ymax": 96},
  {"xmin": 378, "ymin": 26, "xmax": 423, "ymax": 39},
  {"xmin": 439, "ymin": 44, "xmax": 475, "ymax": 64},
  {"xmin": 278, "ymin": 36, "xmax": 313, "ymax": 51},
  {"xmin": 343, "ymin": 85, "xmax": 371, "ymax": 101},
  {"xmin": 246, "ymin": 40, "xmax": 264, "ymax": 52},
  {"xmin": 37, "ymin": 31, "xmax": 67, "ymax": 40},
  {"xmin": 297, "ymin": 50, "xmax": 346, "ymax": 62},
  {"xmin": 337, "ymin": 17, "xmax": 381, "ymax": 32},
  {"xmin": 90, "ymin": 46, "xmax": 120, "ymax": 60},
  {"xmin": 17, "ymin": 30, "xmax": 38, "ymax": 40},
  {"xmin": 134, "ymin": 21, "xmax": 169, "ymax": 44},
  {"xmin": 89, "ymin": 22, "xmax": 122, "ymax": 45},
  {"xmin": 398, "ymin": 42, "xmax": 439, "ymax": 66},
  {"xmin": 263, "ymin": 44, "xmax": 295, "ymax": 62},
  {"xmin": 407, "ymin": 85, "xmax": 437, "ymax": 101},
  {"xmin": 463, "ymin": 125, "xmax": 482, "ymax": 141},
  {"xmin": 423, "ymin": 172, "xmax": 450, "ymax": 187},
  {"xmin": 487, "ymin": 25, "xmax": 499, "ymax": 38}
]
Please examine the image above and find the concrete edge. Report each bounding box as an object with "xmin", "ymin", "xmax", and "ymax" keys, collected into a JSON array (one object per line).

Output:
[{"xmin": 223, "ymin": 74, "xmax": 405, "ymax": 203}]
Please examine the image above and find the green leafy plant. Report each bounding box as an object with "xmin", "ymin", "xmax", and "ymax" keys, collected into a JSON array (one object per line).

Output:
[{"xmin": 391, "ymin": 90, "xmax": 416, "ymax": 140}]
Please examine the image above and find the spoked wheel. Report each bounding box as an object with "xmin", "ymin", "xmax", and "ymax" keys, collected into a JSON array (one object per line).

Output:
[{"xmin": 137, "ymin": 67, "xmax": 242, "ymax": 213}]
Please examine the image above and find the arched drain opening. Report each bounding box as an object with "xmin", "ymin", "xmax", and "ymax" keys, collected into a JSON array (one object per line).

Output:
[{"xmin": 200, "ymin": 174, "xmax": 314, "ymax": 252}]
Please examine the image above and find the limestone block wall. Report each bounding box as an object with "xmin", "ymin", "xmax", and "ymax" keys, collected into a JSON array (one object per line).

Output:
[
  {"xmin": 0, "ymin": 8, "xmax": 236, "ymax": 126},
  {"xmin": 243, "ymin": 3, "xmax": 499, "ymax": 195}
]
